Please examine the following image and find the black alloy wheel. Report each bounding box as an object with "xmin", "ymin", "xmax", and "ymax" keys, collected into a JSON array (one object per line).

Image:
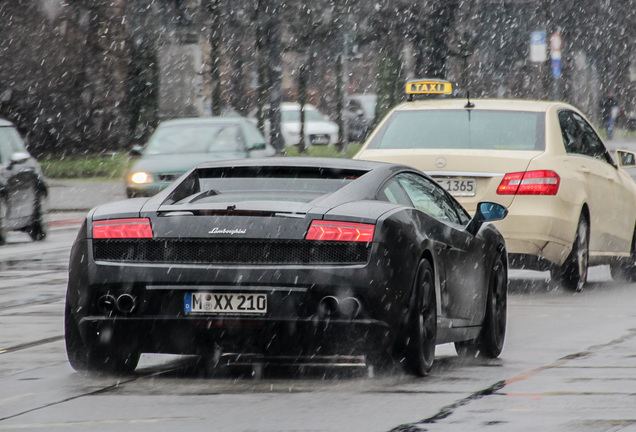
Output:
[
  {"xmin": 551, "ymin": 215, "xmax": 589, "ymax": 292},
  {"xmin": 455, "ymin": 251, "xmax": 507, "ymax": 358},
  {"xmin": 610, "ymin": 226, "xmax": 636, "ymax": 282},
  {"xmin": 404, "ymin": 259, "xmax": 437, "ymax": 376}
]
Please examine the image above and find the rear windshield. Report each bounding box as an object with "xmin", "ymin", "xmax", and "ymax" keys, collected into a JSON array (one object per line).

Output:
[
  {"xmin": 368, "ymin": 109, "xmax": 545, "ymax": 151},
  {"xmin": 169, "ymin": 166, "xmax": 367, "ymax": 205}
]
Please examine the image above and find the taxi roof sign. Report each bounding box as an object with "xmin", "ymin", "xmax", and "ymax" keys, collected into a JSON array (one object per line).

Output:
[{"xmin": 405, "ymin": 79, "xmax": 452, "ymax": 95}]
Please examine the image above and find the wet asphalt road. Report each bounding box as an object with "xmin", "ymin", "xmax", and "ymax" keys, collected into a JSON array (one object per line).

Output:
[
  {"xmin": 3, "ymin": 140, "xmax": 636, "ymax": 432},
  {"xmin": 1, "ymin": 222, "xmax": 636, "ymax": 431}
]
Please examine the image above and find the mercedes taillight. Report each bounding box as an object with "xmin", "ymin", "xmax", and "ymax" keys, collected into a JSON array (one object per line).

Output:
[{"xmin": 497, "ymin": 170, "xmax": 560, "ymax": 195}]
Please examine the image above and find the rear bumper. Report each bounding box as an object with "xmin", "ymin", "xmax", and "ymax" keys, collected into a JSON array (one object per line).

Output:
[
  {"xmin": 67, "ymin": 237, "xmax": 415, "ymax": 358},
  {"xmin": 493, "ymin": 196, "xmax": 579, "ymax": 269},
  {"xmin": 78, "ymin": 316, "xmax": 391, "ymax": 357}
]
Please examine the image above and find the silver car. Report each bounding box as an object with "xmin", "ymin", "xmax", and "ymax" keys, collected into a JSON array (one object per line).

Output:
[{"xmin": 0, "ymin": 119, "xmax": 48, "ymax": 244}]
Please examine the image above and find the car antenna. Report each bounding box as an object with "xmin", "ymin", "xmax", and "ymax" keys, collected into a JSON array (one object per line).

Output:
[{"xmin": 465, "ymin": 91, "xmax": 475, "ymax": 109}]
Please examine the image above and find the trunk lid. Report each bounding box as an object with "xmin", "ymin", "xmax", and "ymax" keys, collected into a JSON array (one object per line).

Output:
[{"xmin": 356, "ymin": 149, "xmax": 542, "ymax": 211}]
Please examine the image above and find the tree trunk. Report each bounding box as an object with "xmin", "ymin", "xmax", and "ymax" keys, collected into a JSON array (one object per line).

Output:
[{"xmin": 265, "ymin": 0, "xmax": 284, "ymax": 153}]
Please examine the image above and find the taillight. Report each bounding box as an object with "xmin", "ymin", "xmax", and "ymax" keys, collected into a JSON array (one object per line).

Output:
[
  {"xmin": 305, "ymin": 220, "xmax": 375, "ymax": 242},
  {"xmin": 497, "ymin": 170, "xmax": 560, "ymax": 195},
  {"xmin": 93, "ymin": 218, "xmax": 153, "ymax": 239}
]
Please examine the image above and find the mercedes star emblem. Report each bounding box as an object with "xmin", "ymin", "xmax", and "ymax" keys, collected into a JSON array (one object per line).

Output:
[{"xmin": 434, "ymin": 157, "xmax": 447, "ymax": 168}]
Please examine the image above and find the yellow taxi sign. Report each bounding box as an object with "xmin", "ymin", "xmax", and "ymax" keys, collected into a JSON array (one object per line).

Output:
[{"xmin": 405, "ymin": 79, "xmax": 452, "ymax": 95}]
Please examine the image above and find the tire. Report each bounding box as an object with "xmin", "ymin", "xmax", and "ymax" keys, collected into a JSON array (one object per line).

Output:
[
  {"xmin": 25, "ymin": 194, "xmax": 47, "ymax": 241},
  {"xmin": 0, "ymin": 197, "xmax": 7, "ymax": 246},
  {"xmin": 610, "ymin": 227, "xmax": 636, "ymax": 282},
  {"xmin": 65, "ymin": 304, "xmax": 140, "ymax": 375},
  {"xmin": 455, "ymin": 251, "xmax": 507, "ymax": 358},
  {"xmin": 551, "ymin": 216, "xmax": 589, "ymax": 292},
  {"xmin": 65, "ymin": 303, "xmax": 90, "ymax": 371},
  {"xmin": 404, "ymin": 259, "xmax": 436, "ymax": 376}
]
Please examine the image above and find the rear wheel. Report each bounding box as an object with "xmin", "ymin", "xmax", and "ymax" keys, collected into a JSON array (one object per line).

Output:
[
  {"xmin": 404, "ymin": 259, "xmax": 436, "ymax": 376},
  {"xmin": 455, "ymin": 251, "xmax": 507, "ymax": 358},
  {"xmin": 610, "ymin": 227, "xmax": 636, "ymax": 282},
  {"xmin": 0, "ymin": 197, "xmax": 6, "ymax": 245},
  {"xmin": 65, "ymin": 304, "xmax": 139, "ymax": 375},
  {"xmin": 25, "ymin": 194, "xmax": 46, "ymax": 241},
  {"xmin": 551, "ymin": 216, "xmax": 589, "ymax": 292}
]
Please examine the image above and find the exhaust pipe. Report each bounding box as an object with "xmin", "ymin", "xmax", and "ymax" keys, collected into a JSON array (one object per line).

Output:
[
  {"xmin": 340, "ymin": 297, "xmax": 361, "ymax": 319},
  {"xmin": 116, "ymin": 293, "xmax": 137, "ymax": 314},
  {"xmin": 97, "ymin": 294, "xmax": 117, "ymax": 315},
  {"xmin": 319, "ymin": 296, "xmax": 339, "ymax": 317}
]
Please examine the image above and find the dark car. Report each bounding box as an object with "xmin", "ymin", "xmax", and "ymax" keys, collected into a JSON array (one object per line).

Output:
[
  {"xmin": 126, "ymin": 117, "xmax": 275, "ymax": 198},
  {"xmin": 0, "ymin": 119, "xmax": 48, "ymax": 244},
  {"xmin": 345, "ymin": 93, "xmax": 376, "ymax": 142},
  {"xmin": 65, "ymin": 158, "xmax": 508, "ymax": 376}
]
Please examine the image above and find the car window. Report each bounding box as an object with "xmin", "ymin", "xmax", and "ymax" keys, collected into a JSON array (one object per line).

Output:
[
  {"xmin": 346, "ymin": 100, "xmax": 362, "ymax": 111},
  {"xmin": 378, "ymin": 178, "xmax": 414, "ymax": 207},
  {"xmin": 281, "ymin": 109, "xmax": 325, "ymax": 122},
  {"xmin": 210, "ymin": 125, "xmax": 242, "ymax": 152},
  {"xmin": 367, "ymin": 110, "xmax": 544, "ymax": 150},
  {"xmin": 571, "ymin": 112, "xmax": 615, "ymax": 166},
  {"xmin": 146, "ymin": 124, "xmax": 241, "ymax": 154},
  {"xmin": 171, "ymin": 166, "xmax": 366, "ymax": 205},
  {"xmin": 394, "ymin": 172, "xmax": 464, "ymax": 224},
  {"xmin": 557, "ymin": 110, "xmax": 580, "ymax": 154},
  {"xmin": 559, "ymin": 110, "xmax": 615, "ymax": 166},
  {"xmin": 241, "ymin": 123, "xmax": 266, "ymax": 146},
  {"xmin": 0, "ymin": 127, "xmax": 25, "ymax": 163}
]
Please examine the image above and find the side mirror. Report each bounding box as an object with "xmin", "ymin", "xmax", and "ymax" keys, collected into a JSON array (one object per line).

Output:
[
  {"xmin": 616, "ymin": 150, "xmax": 636, "ymax": 168},
  {"xmin": 129, "ymin": 145, "xmax": 144, "ymax": 157},
  {"xmin": 247, "ymin": 142, "xmax": 266, "ymax": 152},
  {"xmin": 8, "ymin": 152, "xmax": 30, "ymax": 169},
  {"xmin": 466, "ymin": 201, "xmax": 508, "ymax": 235}
]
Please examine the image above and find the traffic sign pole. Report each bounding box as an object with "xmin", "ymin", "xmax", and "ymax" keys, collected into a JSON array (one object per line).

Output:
[{"xmin": 550, "ymin": 32, "xmax": 562, "ymax": 100}]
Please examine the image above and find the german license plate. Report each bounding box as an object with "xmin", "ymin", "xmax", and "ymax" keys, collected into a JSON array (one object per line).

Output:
[
  {"xmin": 435, "ymin": 177, "xmax": 476, "ymax": 196},
  {"xmin": 184, "ymin": 292, "xmax": 267, "ymax": 315}
]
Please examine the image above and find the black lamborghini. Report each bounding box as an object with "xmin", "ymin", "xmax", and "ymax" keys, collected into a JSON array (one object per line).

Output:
[{"xmin": 65, "ymin": 158, "xmax": 508, "ymax": 376}]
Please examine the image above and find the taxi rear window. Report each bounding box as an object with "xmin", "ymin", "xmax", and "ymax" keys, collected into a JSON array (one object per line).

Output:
[{"xmin": 368, "ymin": 110, "xmax": 545, "ymax": 151}]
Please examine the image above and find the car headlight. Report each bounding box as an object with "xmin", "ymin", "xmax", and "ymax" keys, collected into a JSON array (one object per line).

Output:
[{"xmin": 130, "ymin": 172, "xmax": 154, "ymax": 184}]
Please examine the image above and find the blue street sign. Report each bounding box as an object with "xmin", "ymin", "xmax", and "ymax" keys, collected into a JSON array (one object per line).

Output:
[
  {"xmin": 530, "ymin": 30, "xmax": 547, "ymax": 62},
  {"xmin": 531, "ymin": 31, "xmax": 546, "ymax": 44},
  {"xmin": 552, "ymin": 59, "xmax": 562, "ymax": 78}
]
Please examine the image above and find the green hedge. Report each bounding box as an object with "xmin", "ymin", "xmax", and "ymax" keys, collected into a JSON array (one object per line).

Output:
[
  {"xmin": 40, "ymin": 153, "xmax": 133, "ymax": 179},
  {"xmin": 40, "ymin": 144, "xmax": 363, "ymax": 179}
]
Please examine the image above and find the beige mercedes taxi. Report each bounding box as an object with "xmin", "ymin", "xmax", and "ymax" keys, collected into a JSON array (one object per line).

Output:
[{"xmin": 354, "ymin": 79, "xmax": 636, "ymax": 291}]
